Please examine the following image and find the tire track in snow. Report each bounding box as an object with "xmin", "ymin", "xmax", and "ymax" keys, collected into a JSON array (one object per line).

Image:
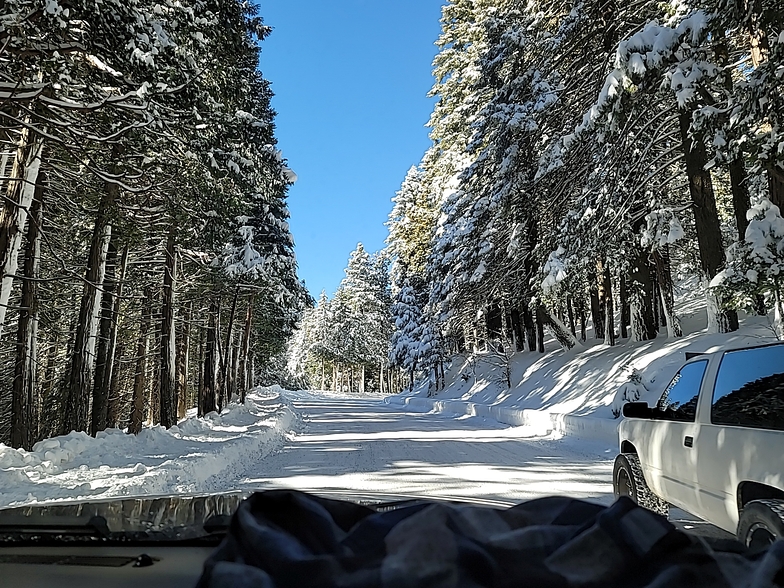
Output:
[{"xmin": 236, "ymin": 391, "xmax": 616, "ymax": 506}]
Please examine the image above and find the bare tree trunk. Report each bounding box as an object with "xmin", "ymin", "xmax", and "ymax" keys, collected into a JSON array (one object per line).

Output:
[
  {"xmin": 510, "ymin": 309, "xmax": 524, "ymax": 351},
  {"xmin": 769, "ymin": 166, "xmax": 784, "ymax": 212},
  {"xmin": 221, "ymin": 285, "xmax": 239, "ymax": 403},
  {"xmin": 176, "ymin": 302, "xmax": 192, "ymax": 418},
  {"xmin": 105, "ymin": 245, "xmax": 129, "ymax": 429},
  {"xmin": 598, "ymin": 261, "xmax": 615, "ymax": 346},
  {"xmin": 63, "ymin": 178, "xmax": 117, "ymax": 434},
  {"xmin": 652, "ymin": 247, "xmax": 682, "ymax": 338},
  {"xmin": 619, "ymin": 275, "xmax": 629, "ymax": 339},
  {"xmin": 106, "ymin": 340, "xmax": 125, "ymax": 429},
  {"xmin": 128, "ymin": 288, "xmax": 153, "ymax": 435},
  {"xmin": 197, "ymin": 320, "xmax": 205, "ymax": 415},
  {"xmin": 230, "ymin": 330, "xmax": 240, "ymax": 401},
  {"xmin": 360, "ymin": 365, "xmax": 365, "ymax": 395},
  {"xmin": 0, "ymin": 130, "xmax": 43, "ymax": 336},
  {"xmin": 90, "ymin": 241, "xmax": 117, "ymax": 435},
  {"xmin": 566, "ymin": 296, "xmax": 576, "ymax": 336},
  {"xmin": 11, "ymin": 178, "xmax": 43, "ymax": 450},
  {"xmin": 590, "ymin": 286, "xmax": 603, "ymax": 339},
  {"xmin": 238, "ymin": 298, "xmax": 253, "ymax": 403},
  {"xmin": 535, "ymin": 304, "xmax": 545, "ymax": 353},
  {"xmin": 571, "ymin": 296, "xmax": 587, "ymax": 342},
  {"xmin": 40, "ymin": 332, "xmax": 60, "ymax": 438},
  {"xmin": 679, "ymin": 110, "xmax": 739, "ymax": 333},
  {"xmin": 629, "ymin": 248, "xmax": 658, "ymax": 342},
  {"xmin": 158, "ymin": 231, "xmax": 177, "ymax": 428},
  {"xmin": 201, "ymin": 298, "xmax": 219, "ymax": 416}
]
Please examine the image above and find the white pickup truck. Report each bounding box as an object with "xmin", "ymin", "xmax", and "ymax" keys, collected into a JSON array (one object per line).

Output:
[{"xmin": 614, "ymin": 342, "xmax": 784, "ymax": 550}]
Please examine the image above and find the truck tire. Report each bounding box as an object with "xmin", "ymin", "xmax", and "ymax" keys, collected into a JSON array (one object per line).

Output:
[
  {"xmin": 613, "ymin": 453, "xmax": 669, "ymax": 518},
  {"xmin": 738, "ymin": 499, "xmax": 784, "ymax": 552}
]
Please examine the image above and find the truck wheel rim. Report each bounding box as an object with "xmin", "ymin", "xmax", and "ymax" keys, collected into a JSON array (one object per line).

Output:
[
  {"xmin": 616, "ymin": 468, "xmax": 633, "ymax": 500},
  {"xmin": 747, "ymin": 522, "xmax": 776, "ymax": 550}
]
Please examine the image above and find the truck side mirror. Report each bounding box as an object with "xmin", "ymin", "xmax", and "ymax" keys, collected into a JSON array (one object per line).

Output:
[{"xmin": 623, "ymin": 402, "xmax": 652, "ymax": 419}]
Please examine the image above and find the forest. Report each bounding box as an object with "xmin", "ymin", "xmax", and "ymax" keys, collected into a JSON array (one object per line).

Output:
[
  {"xmin": 0, "ymin": 0, "xmax": 306, "ymax": 449},
  {"xmin": 4, "ymin": 0, "xmax": 784, "ymax": 444},
  {"xmin": 290, "ymin": 0, "xmax": 784, "ymax": 393}
]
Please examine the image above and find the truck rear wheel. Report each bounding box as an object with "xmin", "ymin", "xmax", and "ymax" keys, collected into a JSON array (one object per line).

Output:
[
  {"xmin": 613, "ymin": 453, "xmax": 669, "ymax": 517},
  {"xmin": 738, "ymin": 499, "xmax": 784, "ymax": 552}
]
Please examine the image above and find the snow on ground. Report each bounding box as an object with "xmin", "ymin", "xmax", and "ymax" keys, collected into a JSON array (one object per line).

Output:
[
  {"xmin": 236, "ymin": 392, "xmax": 616, "ymax": 506},
  {"xmin": 397, "ymin": 279, "xmax": 781, "ymax": 419},
  {"xmin": 0, "ymin": 387, "xmax": 297, "ymax": 507}
]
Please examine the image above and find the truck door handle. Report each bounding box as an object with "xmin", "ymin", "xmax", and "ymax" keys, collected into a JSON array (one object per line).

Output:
[{"xmin": 684, "ymin": 436, "xmax": 693, "ymax": 448}]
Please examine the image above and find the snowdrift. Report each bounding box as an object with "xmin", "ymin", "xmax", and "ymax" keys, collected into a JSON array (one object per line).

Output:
[{"xmin": 0, "ymin": 386, "xmax": 298, "ymax": 507}]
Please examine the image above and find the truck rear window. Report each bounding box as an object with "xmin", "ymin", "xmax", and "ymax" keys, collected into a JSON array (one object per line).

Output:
[{"xmin": 711, "ymin": 344, "xmax": 784, "ymax": 431}]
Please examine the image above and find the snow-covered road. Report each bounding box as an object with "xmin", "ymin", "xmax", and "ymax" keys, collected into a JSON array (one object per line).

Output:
[{"xmin": 236, "ymin": 391, "xmax": 617, "ymax": 506}]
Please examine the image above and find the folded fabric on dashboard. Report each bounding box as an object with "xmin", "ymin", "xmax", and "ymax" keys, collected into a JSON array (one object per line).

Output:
[{"xmin": 197, "ymin": 490, "xmax": 784, "ymax": 588}]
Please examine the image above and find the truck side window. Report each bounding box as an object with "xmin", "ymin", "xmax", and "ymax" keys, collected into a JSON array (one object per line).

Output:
[
  {"xmin": 656, "ymin": 360, "xmax": 708, "ymax": 422},
  {"xmin": 712, "ymin": 345, "xmax": 784, "ymax": 431}
]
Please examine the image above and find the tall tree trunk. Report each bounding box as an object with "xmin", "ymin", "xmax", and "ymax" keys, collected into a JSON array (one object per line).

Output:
[
  {"xmin": 62, "ymin": 178, "xmax": 117, "ymax": 434},
  {"xmin": 128, "ymin": 288, "xmax": 153, "ymax": 435},
  {"xmin": 105, "ymin": 245, "xmax": 129, "ymax": 429},
  {"xmin": 360, "ymin": 365, "xmax": 365, "ymax": 395},
  {"xmin": 159, "ymin": 231, "xmax": 177, "ymax": 428},
  {"xmin": 0, "ymin": 130, "xmax": 43, "ymax": 337},
  {"xmin": 510, "ymin": 309, "xmax": 524, "ymax": 351},
  {"xmin": 197, "ymin": 319, "xmax": 205, "ymax": 415},
  {"xmin": 221, "ymin": 285, "xmax": 240, "ymax": 402},
  {"xmin": 598, "ymin": 261, "xmax": 615, "ymax": 346},
  {"xmin": 679, "ymin": 110, "xmax": 739, "ymax": 333},
  {"xmin": 106, "ymin": 340, "xmax": 125, "ymax": 429},
  {"xmin": 229, "ymin": 330, "xmax": 239, "ymax": 401},
  {"xmin": 566, "ymin": 296, "xmax": 576, "ymax": 336},
  {"xmin": 11, "ymin": 177, "xmax": 43, "ymax": 450},
  {"xmin": 576, "ymin": 297, "xmax": 587, "ymax": 342},
  {"xmin": 535, "ymin": 305, "xmax": 545, "ymax": 353},
  {"xmin": 176, "ymin": 302, "xmax": 192, "ymax": 418},
  {"xmin": 651, "ymin": 276, "xmax": 661, "ymax": 328},
  {"xmin": 628, "ymin": 248, "xmax": 658, "ymax": 342},
  {"xmin": 90, "ymin": 241, "xmax": 117, "ymax": 436},
  {"xmin": 201, "ymin": 298, "xmax": 219, "ymax": 416},
  {"xmin": 522, "ymin": 305, "xmax": 536, "ymax": 352},
  {"xmin": 40, "ymin": 331, "xmax": 60, "ymax": 436},
  {"xmin": 652, "ymin": 247, "xmax": 683, "ymax": 338},
  {"xmin": 729, "ymin": 158, "xmax": 752, "ymax": 239},
  {"xmin": 590, "ymin": 286, "xmax": 603, "ymax": 339},
  {"xmin": 769, "ymin": 166, "xmax": 784, "ymax": 211},
  {"xmin": 619, "ymin": 275, "xmax": 629, "ymax": 339},
  {"xmin": 239, "ymin": 298, "xmax": 253, "ymax": 402}
]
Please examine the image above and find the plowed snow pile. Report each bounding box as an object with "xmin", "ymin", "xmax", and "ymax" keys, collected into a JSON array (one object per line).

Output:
[{"xmin": 0, "ymin": 386, "xmax": 298, "ymax": 507}]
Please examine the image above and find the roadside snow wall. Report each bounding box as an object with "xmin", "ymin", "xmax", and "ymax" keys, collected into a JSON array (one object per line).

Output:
[{"xmin": 0, "ymin": 386, "xmax": 298, "ymax": 507}]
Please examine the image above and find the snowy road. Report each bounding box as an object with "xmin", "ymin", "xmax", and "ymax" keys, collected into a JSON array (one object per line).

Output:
[{"xmin": 236, "ymin": 391, "xmax": 617, "ymax": 506}]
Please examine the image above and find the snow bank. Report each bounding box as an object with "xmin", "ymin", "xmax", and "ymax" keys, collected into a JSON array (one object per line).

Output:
[
  {"xmin": 0, "ymin": 386, "xmax": 299, "ymax": 507},
  {"xmin": 389, "ymin": 281, "xmax": 781, "ymax": 435}
]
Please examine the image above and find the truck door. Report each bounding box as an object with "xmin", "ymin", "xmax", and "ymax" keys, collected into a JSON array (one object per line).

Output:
[
  {"xmin": 653, "ymin": 359, "xmax": 709, "ymax": 512},
  {"xmin": 696, "ymin": 345, "xmax": 784, "ymax": 533}
]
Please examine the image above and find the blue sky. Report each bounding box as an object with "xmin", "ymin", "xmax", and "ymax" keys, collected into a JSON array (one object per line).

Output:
[{"xmin": 257, "ymin": 1, "xmax": 445, "ymax": 297}]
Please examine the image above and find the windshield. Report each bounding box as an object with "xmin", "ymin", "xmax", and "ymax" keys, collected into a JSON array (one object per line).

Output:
[{"xmin": 1, "ymin": 0, "xmax": 783, "ymax": 552}]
